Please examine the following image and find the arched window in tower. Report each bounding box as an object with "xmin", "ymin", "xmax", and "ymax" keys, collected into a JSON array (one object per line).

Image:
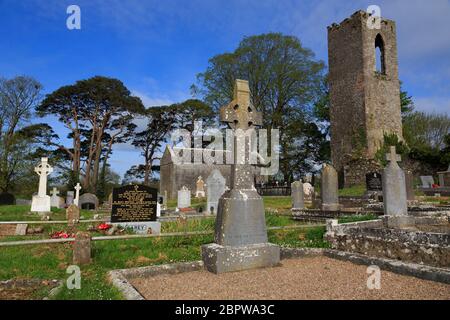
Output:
[{"xmin": 375, "ymin": 34, "xmax": 386, "ymax": 74}]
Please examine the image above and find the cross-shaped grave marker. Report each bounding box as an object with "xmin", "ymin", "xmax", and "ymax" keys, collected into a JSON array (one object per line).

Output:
[
  {"xmin": 220, "ymin": 79, "xmax": 262, "ymax": 189},
  {"xmin": 220, "ymin": 79, "xmax": 262, "ymax": 130},
  {"xmin": 386, "ymin": 146, "xmax": 401, "ymax": 164},
  {"xmin": 74, "ymin": 183, "xmax": 82, "ymax": 206},
  {"xmin": 34, "ymin": 157, "xmax": 53, "ymax": 197},
  {"xmin": 51, "ymin": 187, "xmax": 59, "ymax": 197}
]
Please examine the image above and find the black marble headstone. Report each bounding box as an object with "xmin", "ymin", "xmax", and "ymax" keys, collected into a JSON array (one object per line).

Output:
[
  {"xmin": 0, "ymin": 192, "xmax": 16, "ymax": 205},
  {"xmin": 366, "ymin": 172, "xmax": 382, "ymax": 191},
  {"xmin": 111, "ymin": 185, "xmax": 157, "ymax": 223}
]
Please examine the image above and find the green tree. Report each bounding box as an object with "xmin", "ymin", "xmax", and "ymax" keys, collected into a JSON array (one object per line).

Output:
[
  {"xmin": 131, "ymin": 106, "xmax": 178, "ymax": 185},
  {"xmin": 0, "ymin": 76, "xmax": 57, "ymax": 193},
  {"xmin": 37, "ymin": 76, "xmax": 145, "ymax": 192},
  {"xmin": 197, "ymin": 33, "xmax": 327, "ymax": 179}
]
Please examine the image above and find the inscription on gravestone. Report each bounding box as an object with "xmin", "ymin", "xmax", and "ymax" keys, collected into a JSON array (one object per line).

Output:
[
  {"xmin": 366, "ymin": 172, "xmax": 382, "ymax": 191},
  {"xmin": 111, "ymin": 185, "xmax": 157, "ymax": 223}
]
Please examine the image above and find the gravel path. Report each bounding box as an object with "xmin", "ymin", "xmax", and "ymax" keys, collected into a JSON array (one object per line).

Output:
[{"xmin": 131, "ymin": 257, "xmax": 450, "ymax": 300}]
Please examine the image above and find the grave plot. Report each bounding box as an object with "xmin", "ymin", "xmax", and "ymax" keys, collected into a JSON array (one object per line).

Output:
[{"xmin": 127, "ymin": 256, "xmax": 449, "ymax": 300}]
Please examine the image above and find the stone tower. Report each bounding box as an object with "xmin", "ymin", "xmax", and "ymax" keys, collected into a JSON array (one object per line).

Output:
[{"xmin": 328, "ymin": 10, "xmax": 403, "ymax": 187}]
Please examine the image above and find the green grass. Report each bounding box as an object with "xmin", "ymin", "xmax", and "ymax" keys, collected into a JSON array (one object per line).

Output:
[
  {"xmin": 338, "ymin": 214, "xmax": 379, "ymax": 224},
  {"xmin": 0, "ymin": 224, "xmax": 327, "ymax": 300},
  {"xmin": 263, "ymin": 196, "xmax": 292, "ymax": 210},
  {"xmin": 0, "ymin": 203, "xmax": 329, "ymax": 300},
  {"xmin": 0, "ymin": 205, "xmax": 97, "ymax": 222},
  {"xmin": 338, "ymin": 185, "xmax": 366, "ymax": 197},
  {"xmin": 166, "ymin": 197, "xmax": 206, "ymax": 210}
]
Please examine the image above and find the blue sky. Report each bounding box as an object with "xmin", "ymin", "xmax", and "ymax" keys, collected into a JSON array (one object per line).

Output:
[{"xmin": 1, "ymin": 0, "xmax": 449, "ymax": 178}]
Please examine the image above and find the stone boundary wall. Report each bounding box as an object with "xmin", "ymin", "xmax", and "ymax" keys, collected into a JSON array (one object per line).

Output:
[{"xmin": 326, "ymin": 217, "xmax": 450, "ymax": 268}]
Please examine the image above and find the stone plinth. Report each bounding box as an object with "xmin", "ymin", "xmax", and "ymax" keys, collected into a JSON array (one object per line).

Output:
[
  {"xmin": 112, "ymin": 221, "xmax": 161, "ymax": 235},
  {"xmin": 31, "ymin": 195, "xmax": 51, "ymax": 213},
  {"xmin": 202, "ymin": 243, "xmax": 280, "ymax": 274}
]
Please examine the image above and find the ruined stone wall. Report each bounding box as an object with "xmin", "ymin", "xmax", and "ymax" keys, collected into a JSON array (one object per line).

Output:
[
  {"xmin": 343, "ymin": 157, "xmax": 382, "ymax": 187},
  {"xmin": 328, "ymin": 11, "xmax": 403, "ymax": 186},
  {"xmin": 326, "ymin": 219, "xmax": 450, "ymax": 268}
]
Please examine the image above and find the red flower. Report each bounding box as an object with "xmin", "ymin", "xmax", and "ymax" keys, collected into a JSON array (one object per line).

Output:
[{"xmin": 98, "ymin": 223, "xmax": 112, "ymax": 230}]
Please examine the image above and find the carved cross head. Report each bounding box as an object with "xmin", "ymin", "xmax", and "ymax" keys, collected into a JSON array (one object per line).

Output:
[
  {"xmin": 34, "ymin": 157, "xmax": 53, "ymax": 176},
  {"xmin": 386, "ymin": 146, "xmax": 401, "ymax": 163},
  {"xmin": 219, "ymin": 79, "xmax": 262, "ymax": 130}
]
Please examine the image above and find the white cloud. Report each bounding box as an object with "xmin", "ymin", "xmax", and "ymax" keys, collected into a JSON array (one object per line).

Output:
[
  {"xmin": 132, "ymin": 90, "xmax": 174, "ymax": 108},
  {"xmin": 414, "ymin": 97, "xmax": 450, "ymax": 114}
]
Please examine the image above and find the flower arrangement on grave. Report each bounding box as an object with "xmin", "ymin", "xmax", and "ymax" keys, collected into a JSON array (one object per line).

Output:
[
  {"xmin": 50, "ymin": 231, "xmax": 74, "ymax": 239},
  {"xmin": 97, "ymin": 223, "xmax": 112, "ymax": 230}
]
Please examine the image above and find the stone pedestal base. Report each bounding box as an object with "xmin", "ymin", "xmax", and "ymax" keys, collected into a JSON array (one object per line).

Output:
[
  {"xmin": 201, "ymin": 243, "xmax": 280, "ymax": 274},
  {"xmin": 321, "ymin": 203, "xmax": 340, "ymax": 211},
  {"xmin": 112, "ymin": 221, "xmax": 161, "ymax": 235},
  {"xmin": 31, "ymin": 195, "xmax": 51, "ymax": 213}
]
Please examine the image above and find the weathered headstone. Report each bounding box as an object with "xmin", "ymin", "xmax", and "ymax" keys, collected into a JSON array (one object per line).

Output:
[
  {"xmin": 382, "ymin": 146, "xmax": 407, "ymax": 216},
  {"xmin": 74, "ymin": 183, "xmax": 81, "ymax": 207},
  {"xmin": 365, "ymin": 172, "xmax": 382, "ymax": 191},
  {"xmin": 66, "ymin": 204, "xmax": 80, "ymax": 226},
  {"xmin": 79, "ymin": 193, "xmax": 99, "ymax": 210},
  {"xmin": 291, "ymin": 181, "xmax": 304, "ymax": 210},
  {"xmin": 15, "ymin": 224, "xmax": 28, "ymax": 236},
  {"xmin": 111, "ymin": 185, "xmax": 160, "ymax": 235},
  {"xmin": 195, "ymin": 176, "xmax": 206, "ymax": 198},
  {"xmin": 321, "ymin": 164, "xmax": 340, "ymax": 211},
  {"xmin": 66, "ymin": 191, "xmax": 74, "ymax": 206},
  {"xmin": 73, "ymin": 232, "xmax": 91, "ymax": 265},
  {"xmin": 15, "ymin": 198, "xmax": 31, "ymax": 206},
  {"xmin": 420, "ymin": 176, "xmax": 434, "ymax": 188},
  {"xmin": 50, "ymin": 187, "xmax": 61, "ymax": 208},
  {"xmin": 31, "ymin": 157, "xmax": 53, "ymax": 213},
  {"xmin": 437, "ymin": 167, "xmax": 450, "ymax": 187},
  {"xmin": 303, "ymin": 182, "xmax": 314, "ymax": 201},
  {"xmin": 0, "ymin": 192, "xmax": 15, "ymax": 206},
  {"xmin": 202, "ymin": 79, "xmax": 280, "ymax": 274},
  {"xmin": 206, "ymin": 170, "xmax": 226, "ymax": 215},
  {"xmin": 405, "ymin": 170, "xmax": 415, "ymax": 201},
  {"xmin": 177, "ymin": 186, "xmax": 191, "ymax": 209}
]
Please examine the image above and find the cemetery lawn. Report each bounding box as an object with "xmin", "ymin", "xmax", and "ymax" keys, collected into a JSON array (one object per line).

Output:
[
  {"xmin": 0, "ymin": 205, "xmax": 96, "ymax": 222},
  {"xmin": 338, "ymin": 214, "xmax": 379, "ymax": 224},
  {"xmin": 338, "ymin": 185, "xmax": 366, "ymax": 197},
  {"xmin": 0, "ymin": 212, "xmax": 328, "ymax": 300}
]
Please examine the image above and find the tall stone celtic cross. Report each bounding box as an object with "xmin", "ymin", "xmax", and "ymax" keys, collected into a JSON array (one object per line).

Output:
[
  {"xmin": 34, "ymin": 157, "xmax": 53, "ymax": 197},
  {"xmin": 220, "ymin": 79, "xmax": 262, "ymax": 189},
  {"xmin": 386, "ymin": 146, "xmax": 401, "ymax": 166}
]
